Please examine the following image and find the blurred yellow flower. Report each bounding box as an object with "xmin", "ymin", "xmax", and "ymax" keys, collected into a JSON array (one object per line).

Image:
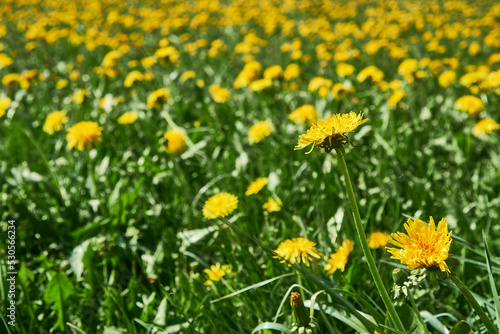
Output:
[
  {"xmin": 245, "ymin": 177, "xmax": 268, "ymax": 196},
  {"xmin": 332, "ymin": 83, "xmax": 355, "ymax": 99},
  {"xmin": 180, "ymin": 70, "xmax": 195, "ymax": 82},
  {"xmin": 472, "ymin": 118, "xmax": 500, "ymax": 137},
  {"xmin": 66, "ymin": 121, "xmax": 102, "ymax": 151},
  {"xmin": 288, "ymin": 105, "xmax": 318, "ymax": 125},
  {"xmin": 0, "ymin": 97, "xmax": 11, "ymax": 118},
  {"xmin": 324, "ymin": 240, "xmax": 353, "ymax": 274},
  {"xmin": 118, "ymin": 111, "xmax": 139, "ymax": 124},
  {"xmin": 454, "ymin": 95, "xmax": 483, "ymax": 116},
  {"xmin": 336, "ymin": 62, "xmax": 355, "ymax": 77},
  {"xmin": 0, "ymin": 53, "xmax": 12, "ymax": 69},
  {"xmin": 248, "ymin": 120, "xmax": 273, "ymax": 143},
  {"xmin": 204, "ymin": 263, "xmax": 230, "ymax": 285},
  {"xmin": 43, "ymin": 111, "xmax": 68, "ymax": 134},
  {"xmin": 209, "ymin": 84, "xmax": 230, "ymax": 103},
  {"xmin": 263, "ymin": 65, "xmax": 282, "ymax": 79},
  {"xmin": 147, "ymin": 88, "xmax": 170, "ymax": 108},
  {"xmin": 387, "ymin": 217, "xmax": 452, "ymax": 274},
  {"xmin": 2, "ymin": 73, "xmax": 20, "ymax": 86},
  {"xmin": 367, "ymin": 231, "xmax": 389, "ymax": 249},
  {"xmin": 56, "ymin": 79, "xmax": 68, "ymax": 89},
  {"xmin": 164, "ymin": 128, "xmax": 187, "ymax": 154},
  {"xmin": 387, "ymin": 89, "xmax": 406, "ymax": 109},
  {"xmin": 295, "ymin": 112, "xmax": 368, "ymax": 153},
  {"xmin": 124, "ymin": 70, "xmax": 143, "ymax": 87},
  {"xmin": 202, "ymin": 193, "xmax": 238, "ymax": 219},
  {"xmin": 72, "ymin": 89, "xmax": 87, "ymax": 104},
  {"xmin": 438, "ymin": 70, "xmax": 456, "ymax": 87},
  {"xmin": 249, "ymin": 78, "xmax": 272, "ymax": 91},
  {"xmin": 283, "ymin": 63, "xmax": 301, "ymax": 81},
  {"xmin": 263, "ymin": 197, "xmax": 282, "ymax": 213},
  {"xmin": 274, "ymin": 237, "xmax": 323, "ymax": 267},
  {"xmin": 357, "ymin": 65, "xmax": 384, "ymax": 83}
]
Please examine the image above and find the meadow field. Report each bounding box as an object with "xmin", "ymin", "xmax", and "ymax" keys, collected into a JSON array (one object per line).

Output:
[{"xmin": 1, "ymin": 0, "xmax": 500, "ymax": 333}]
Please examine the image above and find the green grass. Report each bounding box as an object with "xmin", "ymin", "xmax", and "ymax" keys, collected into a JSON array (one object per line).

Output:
[{"xmin": 1, "ymin": 0, "xmax": 500, "ymax": 333}]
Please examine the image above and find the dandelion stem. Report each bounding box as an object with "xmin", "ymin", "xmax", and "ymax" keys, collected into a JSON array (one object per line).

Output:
[
  {"xmin": 408, "ymin": 290, "xmax": 430, "ymax": 334},
  {"xmin": 450, "ymin": 275, "xmax": 497, "ymax": 333},
  {"xmin": 335, "ymin": 148, "xmax": 406, "ymax": 333}
]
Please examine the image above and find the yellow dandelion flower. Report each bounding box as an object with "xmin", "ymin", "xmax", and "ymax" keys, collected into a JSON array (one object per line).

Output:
[
  {"xmin": 263, "ymin": 197, "xmax": 282, "ymax": 213},
  {"xmin": 164, "ymin": 128, "xmax": 187, "ymax": 154},
  {"xmin": 336, "ymin": 62, "xmax": 355, "ymax": 77},
  {"xmin": 147, "ymin": 88, "xmax": 170, "ymax": 109},
  {"xmin": 204, "ymin": 263, "xmax": 230, "ymax": 285},
  {"xmin": 249, "ymin": 78, "xmax": 272, "ymax": 91},
  {"xmin": 295, "ymin": 112, "xmax": 368, "ymax": 154},
  {"xmin": 56, "ymin": 79, "xmax": 68, "ymax": 89},
  {"xmin": 357, "ymin": 66, "xmax": 384, "ymax": 83},
  {"xmin": 248, "ymin": 121, "xmax": 273, "ymax": 143},
  {"xmin": 180, "ymin": 70, "xmax": 195, "ymax": 82},
  {"xmin": 66, "ymin": 121, "xmax": 103, "ymax": 151},
  {"xmin": 202, "ymin": 193, "xmax": 238, "ymax": 219},
  {"xmin": 324, "ymin": 240, "xmax": 354, "ymax": 274},
  {"xmin": 386, "ymin": 217, "xmax": 452, "ymax": 274},
  {"xmin": 274, "ymin": 237, "xmax": 324, "ymax": 267},
  {"xmin": 288, "ymin": 105, "xmax": 318, "ymax": 125},
  {"xmin": 454, "ymin": 95, "xmax": 483, "ymax": 116},
  {"xmin": 284, "ymin": 63, "xmax": 301, "ymax": 81},
  {"xmin": 367, "ymin": 231, "xmax": 389, "ymax": 249},
  {"xmin": 43, "ymin": 111, "xmax": 68, "ymax": 134},
  {"xmin": 2, "ymin": 73, "xmax": 20, "ymax": 86},
  {"xmin": 332, "ymin": 83, "xmax": 355, "ymax": 99},
  {"xmin": 472, "ymin": 118, "xmax": 500, "ymax": 137},
  {"xmin": 387, "ymin": 89, "xmax": 406, "ymax": 109},
  {"xmin": 72, "ymin": 89, "xmax": 87, "ymax": 104},
  {"xmin": 438, "ymin": 70, "xmax": 456, "ymax": 88},
  {"xmin": 124, "ymin": 70, "xmax": 143, "ymax": 87},
  {"xmin": 263, "ymin": 65, "xmax": 283, "ymax": 79},
  {"xmin": 0, "ymin": 97, "xmax": 12, "ymax": 118},
  {"xmin": 209, "ymin": 84, "xmax": 231, "ymax": 103},
  {"xmin": 245, "ymin": 177, "xmax": 268, "ymax": 196},
  {"xmin": 118, "ymin": 111, "xmax": 139, "ymax": 125}
]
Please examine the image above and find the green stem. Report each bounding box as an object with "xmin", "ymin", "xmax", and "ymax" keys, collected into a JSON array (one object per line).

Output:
[
  {"xmin": 450, "ymin": 275, "xmax": 497, "ymax": 333},
  {"xmin": 335, "ymin": 148, "xmax": 406, "ymax": 333},
  {"xmin": 408, "ymin": 290, "xmax": 430, "ymax": 334}
]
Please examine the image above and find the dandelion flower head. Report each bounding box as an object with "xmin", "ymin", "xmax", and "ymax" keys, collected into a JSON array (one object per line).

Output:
[
  {"xmin": 147, "ymin": 88, "xmax": 170, "ymax": 109},
  {"xmin": 288, "ymin": 104, "xmax": 318, "ymax": 125},
  {"xmin": 66, "ymin": 121, "xmax": 103, "ymax": 151},
  {"xmin": 367, "ymin": 231, "xmax": 390, "ymax": 249},
  {"xmin": 324, "ymin": 239, "xmax": 353, "ymax": 274},
  {"xmin": 386, "ymin": 217, "xmax": 452, "ymax": 274},
  {"xmin": 454, "ymin": 95, "xmax": 483, "ymax": 116},
  {"xmin": 263, "ymin": 197, "xmax": 282, "ymax": 213},
  {"xmin": 202, "ymin": 193, "xmax": 238, "ymax": 219},
  {"xmin": 274, "ymin": 237, "xmax": 323, "ymax": 267},
  {"xmin": 248, "ymin": 120, "xmax": 273, "ymax": 143},
  {"xmin": 43, "ymin": 110, "xmax": 68, "ymax": 134},
  {"xmin": 245, "ymin": 177, "xmax": 268, "ymax": 196},
  {"xmin": 472, "ymin": 118, "xmax": 500, "ymax": 137},
  {"xmin": 164, "ymin": 128, "xmax": 187, "ymax": 154},
  {"xmin": 0, "ymin": 97, "xmax": 12, "ymax": 118},
  {"xmin": 209, "ymin": 84, "xmax": 231, "ymax": 103},
  {"xmin": 295, "ymin": 112, "xmax": 368, "ymax": 153},
  {"xmin": 118, "ymin": 111, "xmax": 139, "ymax": 125}
]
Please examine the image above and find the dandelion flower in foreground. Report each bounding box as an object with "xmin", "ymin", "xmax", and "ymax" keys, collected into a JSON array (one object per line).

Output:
[
  {"xmin": 248, "ymin": 120, "xmax": 273, "ymax": 143},
  {"xmin": 245, "ymin": 177, "xmax": 268, "ymax": 196},
  {"xmin": 472, "ymin": 118, "xmax": 500, "ymax": 137},
  {"xmin": 274, "ymin": 237, "xmax": 323, "ymax": 267},
  {"xmin": 204, "ymin": 263, "xmax": 230, "ymax": 285},
  {"xmin": 324, "ymin": 239, "xmax": 353, "ymax": 274},
  {"xmin": 367, "ymin": 231, "xmax": 390, "ymax": 249},
  {"xmin": 295, "ymin": 112, "xmax": 368, "ymax": 153},
  {"xmin": 202, "ymin": 193, "xmax": 238, "ymax": 219},
  {"xmin": 66, "ymin": 121, "xmax": 103, "ymax": 151},
  {"xmin": 118, "ymin": 111, "xmax": 139, "ymax": 124},
  {"xmin": 386, "ymin": 217, "xmax": 452, "ymax": 274},
  {"xmin": 43, "ymin": 110, "xmax": 68, "ymax": 134}
]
